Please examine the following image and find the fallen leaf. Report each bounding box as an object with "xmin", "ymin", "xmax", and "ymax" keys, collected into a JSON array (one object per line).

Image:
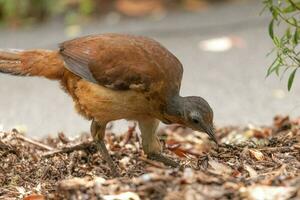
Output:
[
  {"xmin": 168, "ymin": 146, "xmax": 188, "ymax": 157},
  {"xmin": 23, "ymin": 194, "xmax": 45, "ymax": 200},
  {"xmin": 249, "ymin": 149, "xmax": 264, "ymax": 161},
  {"xmin": 253, "ymin": 128, "xmax": 272, "ymax": 139},
  {"xmin": 244, "ymin": 164, "xmax": 258, "ymax": 178},
  {"xmin": 208, "ymin": 158, "xmax": 233, "ymax": 176},
  {"xmin": 119, "ymin": 156, "xmax": 131, "ymax": 168},
  {"xmin": 273, "ymin": 115, "xmax": 291, "ymax": 131}
]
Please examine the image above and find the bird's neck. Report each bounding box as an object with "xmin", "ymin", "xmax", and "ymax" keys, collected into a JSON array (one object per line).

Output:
[{"xmin": 162, "ymin": 95, "xmax": 185, "ymax": 124}]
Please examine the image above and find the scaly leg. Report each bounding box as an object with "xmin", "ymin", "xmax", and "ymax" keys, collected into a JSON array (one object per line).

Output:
[
  {"xmin": 91, "ymin": 119, "xmax": 119, "ymax": 176},
  {"xmin": 138, "ymin": 118, "xmax": 179, "ymax": 167}
]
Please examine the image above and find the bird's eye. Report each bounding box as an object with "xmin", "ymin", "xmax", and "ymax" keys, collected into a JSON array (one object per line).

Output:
[{"xmin": 192, "ymin": 118, "xmax": 199, "ymax": 124}]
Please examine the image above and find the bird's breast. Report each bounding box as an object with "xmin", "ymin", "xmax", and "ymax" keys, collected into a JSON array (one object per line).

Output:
[{"xmin": 72, "ymin": 80, "xmax": 161, "ymax": 122}]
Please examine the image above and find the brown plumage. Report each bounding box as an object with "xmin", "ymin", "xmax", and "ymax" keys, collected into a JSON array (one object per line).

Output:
[
  {"xmin": 0, "ymin": 50, "xmax": 64, "ymax": 79},
  {"xmin": 0, "ymin": 33, "xmax": 215, "ymax": 175}
]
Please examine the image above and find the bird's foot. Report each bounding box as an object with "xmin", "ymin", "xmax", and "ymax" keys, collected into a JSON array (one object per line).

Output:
[
  {"xmin": 96, "ymin": 140, "xmax": 120, "ymax": 177},
  {"xmin": 148, "ymin": 153, "xmax": 179, "ymax": 168}
]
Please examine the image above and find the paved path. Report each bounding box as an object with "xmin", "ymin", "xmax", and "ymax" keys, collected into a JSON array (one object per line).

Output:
[{"xmin": 0, "ymin": 0, "xmax": 299, "ymax": 138}]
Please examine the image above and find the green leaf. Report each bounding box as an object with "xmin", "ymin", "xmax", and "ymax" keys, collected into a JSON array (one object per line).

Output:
[
  {"xmin": 267, "ymin": 63, "xmax": 280, "ymax": 77},
  {"xmin": 266, "ymin": 65, "xmax": 275, "ymax": 77},
  {"xmin": 270, "ymin": 6, "xmax": 279, "ymax": 20},
  {"xmin": 293, "ymin": 28, "xmax": 299, "ymax": 44},
  {"xmin": 290, "ymin": 17, "xmax": 298, "ymax": 27},
  {"xmin": 286, "ymin": 27, "xmax": 291, "ymax": 39},
  {"xmin": 283, "ymin": 5, "xmax": 296, "ymax": 13},
  {"xmin": 286, "ymin": 0, "xmax": 300, "ymax": 11},
  {"xmin": 269, "ymin": 19, "xmax": 274, "ymax": 39},
  {"xmin": 273, "ymin": 36, "xmax": 280, "ymax": 47},
  {"xmin": 266, "ymin": 57, "xmax": 280, "ymax": 77},
  {"xmin": 288, "ymin": 68, "xmax": 297, "ymax": 91},
  {"xmin": 282, "ymin": 47, "xmax": 291, "ymax": 54},
  {"xmin": 275, "ymin": 62, "xmax": 281, "ymax": 76}
]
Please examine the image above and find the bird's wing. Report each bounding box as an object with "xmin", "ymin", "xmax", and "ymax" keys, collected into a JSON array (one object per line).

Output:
[{"xmin": 59, "ymin": 34, "xmax": 183, "ymax": 94}]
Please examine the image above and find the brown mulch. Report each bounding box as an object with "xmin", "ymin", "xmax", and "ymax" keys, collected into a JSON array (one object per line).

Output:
[{"xmin": 1, "ymin": 116, "xmax": 300, "ymax": 200}]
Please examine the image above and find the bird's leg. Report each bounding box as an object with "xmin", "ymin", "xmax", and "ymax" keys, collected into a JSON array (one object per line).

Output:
[
  {"xmin": 90, "ymin": 120, "xmax": 119, "ymax": 176},
  {"xmin": 138, "ymin": 118, "xmax": 179, "ymax": 168}
]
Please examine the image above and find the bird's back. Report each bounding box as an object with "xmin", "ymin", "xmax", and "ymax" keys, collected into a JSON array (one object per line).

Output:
[{"xmin": 59, "ymin": 33, "xmax": 183, "ymax": 102}]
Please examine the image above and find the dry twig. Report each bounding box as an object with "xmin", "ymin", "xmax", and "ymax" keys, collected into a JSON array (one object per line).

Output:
[
  {"xmin": 13, "ymin": 133, "xmax": 53, "ymax": 151},
  {"xmin": 42, "ymin": 141, "xmax": 94, "ymax": 157}
]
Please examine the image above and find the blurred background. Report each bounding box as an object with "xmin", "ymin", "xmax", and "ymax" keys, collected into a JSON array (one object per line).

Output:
[{"xmin": 0, "ymin": 0, "xmax": 299, "ymax": 138}]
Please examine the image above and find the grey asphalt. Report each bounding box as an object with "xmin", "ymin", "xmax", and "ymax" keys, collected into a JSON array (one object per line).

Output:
[{"xmin": 0, "ymin": 0, "xmax": 299, "ymax": 138}]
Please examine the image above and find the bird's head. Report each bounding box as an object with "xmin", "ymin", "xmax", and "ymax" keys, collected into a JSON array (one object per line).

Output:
[{"xmin": 164, "ymin": 96, "xmax": 217, "ymax": 143}]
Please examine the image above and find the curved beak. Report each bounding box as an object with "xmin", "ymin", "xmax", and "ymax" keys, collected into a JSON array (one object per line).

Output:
[{"xmin": 203, "ymin": 124, "xmax": 218, "ymax": 144}]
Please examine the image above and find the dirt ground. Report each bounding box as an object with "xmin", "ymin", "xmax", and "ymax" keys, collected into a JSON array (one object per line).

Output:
[{"xmin": 1, "ymin": 115, "xmax": 300, "ymax": 200}]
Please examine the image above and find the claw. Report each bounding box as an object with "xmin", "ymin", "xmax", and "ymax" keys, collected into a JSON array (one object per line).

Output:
[
  {"xmin": 96, "ymin": 140, "xmax": 120, "ymax": 177},
  {"xmin": 148, "ymin": 153, "xmax": 179, "ymax": 168}
]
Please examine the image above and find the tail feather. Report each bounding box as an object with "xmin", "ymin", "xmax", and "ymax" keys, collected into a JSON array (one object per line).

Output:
[
  {"xmin": 0, "ymin": 50, "xmax": 23, "ymax": 75},
  {"xmin": 0, "ymin": 49, "xmax": 65, "ymax": 80},
  {"xmin": 0, "ymin": 50, "xmax": 21, "ymax": 60},
  {"xmin": 0, "ymin": 61, "xmax": 22, "ymax": 75}
]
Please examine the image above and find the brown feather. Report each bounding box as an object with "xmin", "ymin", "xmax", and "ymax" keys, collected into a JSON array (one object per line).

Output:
[
  {"xmin": 0, "ymin": 50, "xmax": 65, "ymax": 80},
  {"xmin": 59, "ymin": 34, "xmax": 183, "ymax": 100},
  {"xmin": 0, "ymin": 33, "xmax": 185, "ymax": 124}
]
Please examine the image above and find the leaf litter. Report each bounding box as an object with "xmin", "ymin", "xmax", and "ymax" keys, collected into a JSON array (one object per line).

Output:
[{"xmin": 1, "ymin": 115, "xmax": 300, "ymax": 200}]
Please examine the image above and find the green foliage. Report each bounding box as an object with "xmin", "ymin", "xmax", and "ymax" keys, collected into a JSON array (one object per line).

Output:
[
  {"xmin": 0, "ymin": 0, "xmax": 53, "ymax": 24},
  {"xmin": 0, "ymin": 0, "xmax": 96, "ymax": 26},
  {"xmin": 263, "ymin": 0, "xmax": 300, "ymax": 91}
]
